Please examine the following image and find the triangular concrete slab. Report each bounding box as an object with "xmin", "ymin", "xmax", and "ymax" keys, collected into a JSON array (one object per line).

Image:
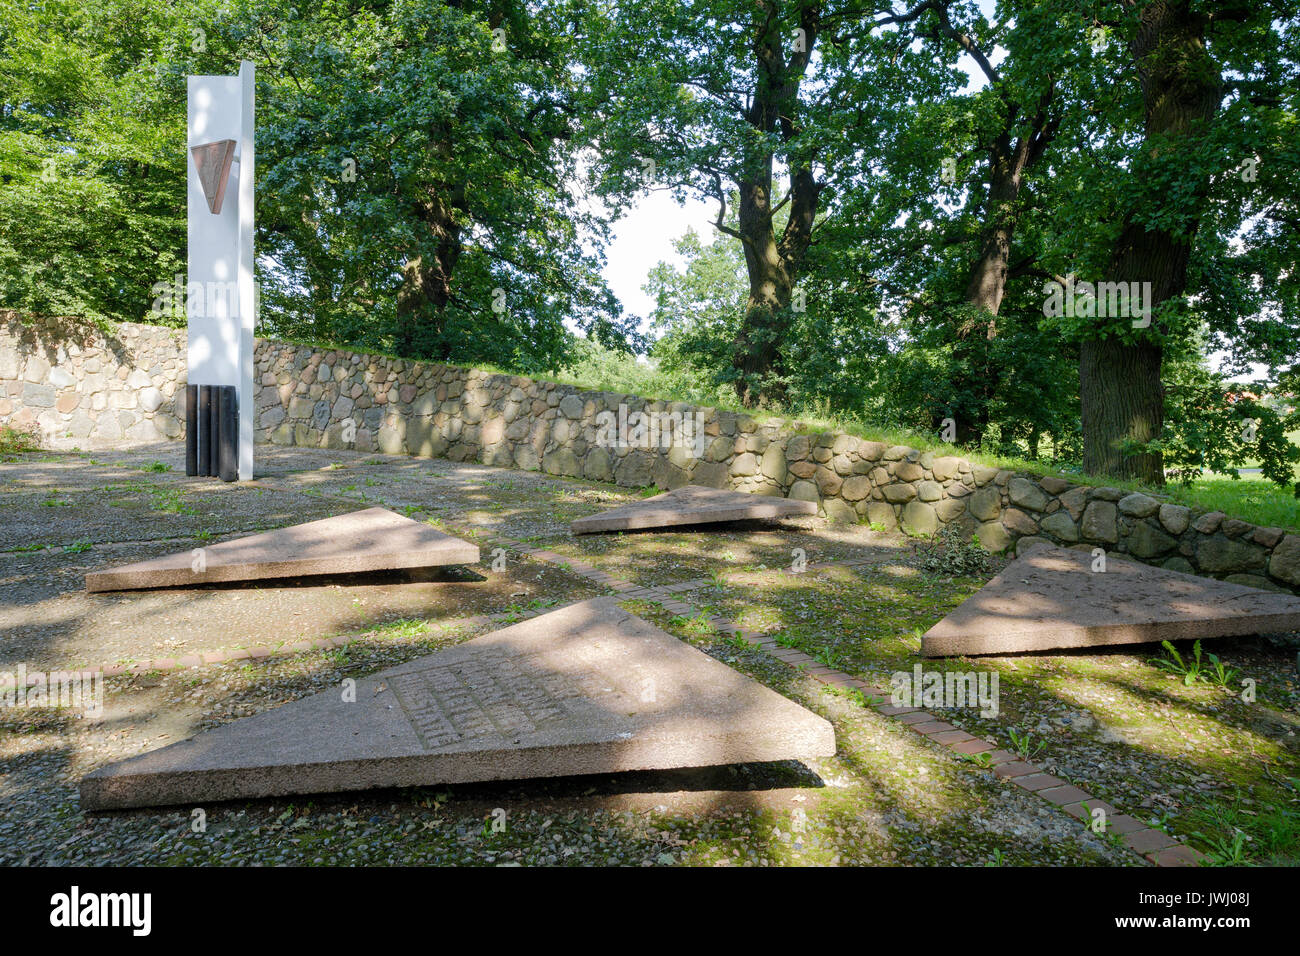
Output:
[
  {"xmin": 922, "ymin": 542, "xmax": 1300, "ymax": 656},
  {"xmin": 85, "ymin": 507, "xmax": 479, "ymax": 592},
  {"xmin": 571, "ymin": 485, "xmax": 817, "ymax": 534},
  {"xmin": 191, "ymin": 139, "xmax": 237, "ymax": 214},
  {"xmin": 80, "ymin": 598, "xmax": 836, "ymax": 809}
]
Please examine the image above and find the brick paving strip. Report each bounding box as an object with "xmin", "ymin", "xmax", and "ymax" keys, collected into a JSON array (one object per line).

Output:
[
  {"xmin": 27, "ymin": 487, "xmax": 1199, "ymax": 866},
  {"xmin": 483, "ymin": 533, "xmax": 1206, "ymax": 868}
]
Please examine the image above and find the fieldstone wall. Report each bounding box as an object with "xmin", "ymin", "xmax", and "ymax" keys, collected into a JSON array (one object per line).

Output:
[
  {"xmin": 5, "ymin": 314, "xmax": 1299, "ymax": 595},
  {"xmin": 0, "ymin": 313, "xmax": 186, "ymax": 446}
]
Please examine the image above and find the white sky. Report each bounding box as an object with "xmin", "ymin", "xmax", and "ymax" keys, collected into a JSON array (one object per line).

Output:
[{"xmin": 603, "ymin": 189, "xmax": 714, "ymax": 330}]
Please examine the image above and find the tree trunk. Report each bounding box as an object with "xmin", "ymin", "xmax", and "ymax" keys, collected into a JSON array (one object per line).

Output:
[
  {"xmin": 925, "ymin": 9, "xmax": 1058, "ymax": 445},
  {"xmin": 1079, "ymin": 1, "xmax": 1221, "ymax": 484},
  {"xmin": 729, "ymin": 2, "xmax": 819, "ymax": 409},
  {"xmin": 962, "ymin": 90, "xmax": 1057, "ymax": 333},
  {"xmin": 733, "ymin": 175, "xmax": 793, "ymax": 408},
  {"xmin": 395, "ymin": 181, "xmax": 464, "ymax": 359},
  {"xmin": 1080, "ymin": 336, "xmax": 1164, "ymax": 480},
  {"xmin": 963, "ymin": 137, "xmax": 1024, "ymax": 328},
  {"xmin": 931, "ymin": 5, "xmax": 1057, "ymax": 335}
]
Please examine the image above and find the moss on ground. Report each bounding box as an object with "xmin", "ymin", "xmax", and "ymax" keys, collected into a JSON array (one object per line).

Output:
[
  {"xmin": 653, "ymin": 562, "xmax": 1300, "ymax": 866},
  {"xmin": 2, "ymin": 446, "xmax": 1295, "ymax": 865}
]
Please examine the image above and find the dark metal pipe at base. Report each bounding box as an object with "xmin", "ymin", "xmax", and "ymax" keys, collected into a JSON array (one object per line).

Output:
[
  {"xmin": 208, "ymin": 383, "xmax": 221, "ymax": 478},
  {"xmin": 185, "ymin": 384, "xmax": 198, "ymax": 476},
  {"xmin": 218, "ymin": 385, "xmax": 237, "ymax": 482},
  {"xmin": 197, "ymin": 385, "xmax": 212, "ymax": 476}
]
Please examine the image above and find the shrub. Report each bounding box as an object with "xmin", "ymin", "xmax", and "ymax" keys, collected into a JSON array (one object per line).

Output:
[{"xmin": 917, "ymin": 524, "xmax": 992, "ymax": 576}]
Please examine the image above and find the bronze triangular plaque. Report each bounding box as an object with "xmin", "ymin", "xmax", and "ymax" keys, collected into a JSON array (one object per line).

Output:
[{"xmin": 190, "ymin": 139, "xmax": 237, "ymax": 214}]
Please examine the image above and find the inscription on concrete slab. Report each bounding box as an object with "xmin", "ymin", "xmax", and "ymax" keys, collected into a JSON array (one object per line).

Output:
[
  {"xmin": 572, "ymin": 485, "xmax": 817, "ymax": 534},
  {"xmin": 922, "ymin": 542, "xmax": 1300, "ymax": 657},
  {"xmin": 81, "ymin": 599, "xmax": 836, "ymax": 809},
  {"xmin": 390, "ymin": 650, "xmax": 586, "ymax": 749}
]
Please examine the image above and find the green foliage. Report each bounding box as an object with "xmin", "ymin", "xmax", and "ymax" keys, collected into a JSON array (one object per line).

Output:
[
  {"xmin": 1204, "ymin": 651, "xmax": 1239, "ymax": 690},
  {"xmin": 643, "ymin": 220, "xmax": 898, "ymax": 419},
  {"xmin": 643, "ymin": 228, "xmax": 747, "ymax": 406},
  {"xmin": 668, "ymin": 612, "xmax": 713, "ymax": 635},
  {"xmin": 960, "ymin": 751, "xmax": 994, "ymax": 770},
  {"xmin": 1197, "ymin": 830, "xmax": 1248, "ymax": 866},
  {"xmin": 1150, "ymin": 640, "xmax": 1206, "ymax": 686},
  {"xmin": 813, "ymin": 645, "xmax": 846, "ymax": 670},
  {"xmin": 0, "ymin": 0, "xmax": 190, "ymax": 323},
  {"xmin": 2, "ymin": 0, "xmax": 633, "ymax": 367},
  {"xmin": 1189, "ymin": 800, "xmax": 1300, "ymax": 866},
  {"xmin": 221, "ymin": 0, "xmax": 631, "ymax": 371},
  {"xmin": 1007, "ymin": 729, "xmax": 1045, "ymax": 761},
  {"xmin": 1145, "ymin": 358, "xmax": 1300, "ymax": 489},
  {"xmin": 0, "ymin": 424, "xmax": 41, "ymax": 457},
  {"xmin": 917, "ymin": 525, "xmax": 993, "ymax": 577},
  {"xmin": 878, "ymin": 302, "xmax": 1081, "ymax": 460},
  {"xmin": 1151, "ymin": 639, "xmax": 1240, "ymax": 689},
  {"xmin": 560, "ymin": 337, "xmax": 682, "ymax": 402},
  {"xmin": 4, "ymin": 0, "xmax": 1299, "ymax": 494}
]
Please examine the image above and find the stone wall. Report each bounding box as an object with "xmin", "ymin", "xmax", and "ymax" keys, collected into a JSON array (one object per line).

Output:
[
  {"xmin": 0, "ymin": 313, "xmax": 186, "ymax": 446},
  {"xmin": 5, "ymin": 314, "xmax": 1299, "ymax": 595}
]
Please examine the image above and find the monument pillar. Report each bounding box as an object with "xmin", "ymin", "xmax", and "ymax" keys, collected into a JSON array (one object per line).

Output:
[{"xmin": 186, "ymin": 61, "xmax": 254, "ymax": 481}]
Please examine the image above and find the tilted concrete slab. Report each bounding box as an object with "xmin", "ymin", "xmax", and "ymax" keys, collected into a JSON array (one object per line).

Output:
[
  {"xmin": 81, "ymin": 598, "xmax": 836, "ymax": 809},
  {"xmin": 922, "ymin": 542, "xmax": 1300, "ymax": 656},
  {"xmin": 85, "ymin": 507, "xmax": 479, "ymax": 592},
  {"xmin": 571, "ymin": 485, "xmax": 817, "ymax": 534}
]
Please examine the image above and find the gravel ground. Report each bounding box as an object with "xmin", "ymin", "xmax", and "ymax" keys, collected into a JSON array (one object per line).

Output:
[
  {"xmin": 678, "ymin": 563, "xmax": 1300, "ymax": 864},
  {"xmin": 1, "ymin": 444, "xmax": 1290, "ymax": 865},
  {"xmin": 0, "ymin": 622, "xmax": 1130, "ymax": 866}
]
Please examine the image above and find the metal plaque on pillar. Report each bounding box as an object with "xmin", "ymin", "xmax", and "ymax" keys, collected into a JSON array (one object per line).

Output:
[{"xmin": 186, "ymin": 61, "xmax": 254, "ymax": 481}]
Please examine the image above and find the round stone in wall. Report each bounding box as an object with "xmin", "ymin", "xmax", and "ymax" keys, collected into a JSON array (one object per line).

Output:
[{"xmin": 139, "ymin": 387, "xmax": 163, "ymax": 413}]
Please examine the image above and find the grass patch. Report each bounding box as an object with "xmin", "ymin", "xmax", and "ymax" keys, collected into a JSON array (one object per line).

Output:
[
  {"xmin": 0, "ymin": 424, "xmax": 41, "ymax": 458},
  {"xmin": 1186, "ymin": 799, "xmax": 1300, "ymax": 866},
  {"xmin": 687, "ymin": 560, "xmax": 1299, "ymax": 863},
  {"xmin": 1161, "ymin": 475, "xmax": 1300, "ymax": 531}
]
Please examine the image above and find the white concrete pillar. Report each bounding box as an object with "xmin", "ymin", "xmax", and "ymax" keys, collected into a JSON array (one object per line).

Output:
[{"xmin": 187, "ymin": 61, "xmax": 255, "ymax": 480}]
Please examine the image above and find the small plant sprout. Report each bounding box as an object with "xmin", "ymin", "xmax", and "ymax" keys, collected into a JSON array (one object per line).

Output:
[
  {"xmin": 961, "ymin": 752, "xmax": 994, "ymax": 770},
  {"xmin": 1007, "ymin": 729, "xmax": 1045, "ymax": 761},
  {"xmin": 1205, "ymin": 649, "xmax": 1239, "ymax": 688},
  {"xmin": 1150, "ymin": 639, "xmax": 1213, "ymax": 686},
  {"xmin": 814, "ymin": 645, "xmax": 845, "ymax": 669}
]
